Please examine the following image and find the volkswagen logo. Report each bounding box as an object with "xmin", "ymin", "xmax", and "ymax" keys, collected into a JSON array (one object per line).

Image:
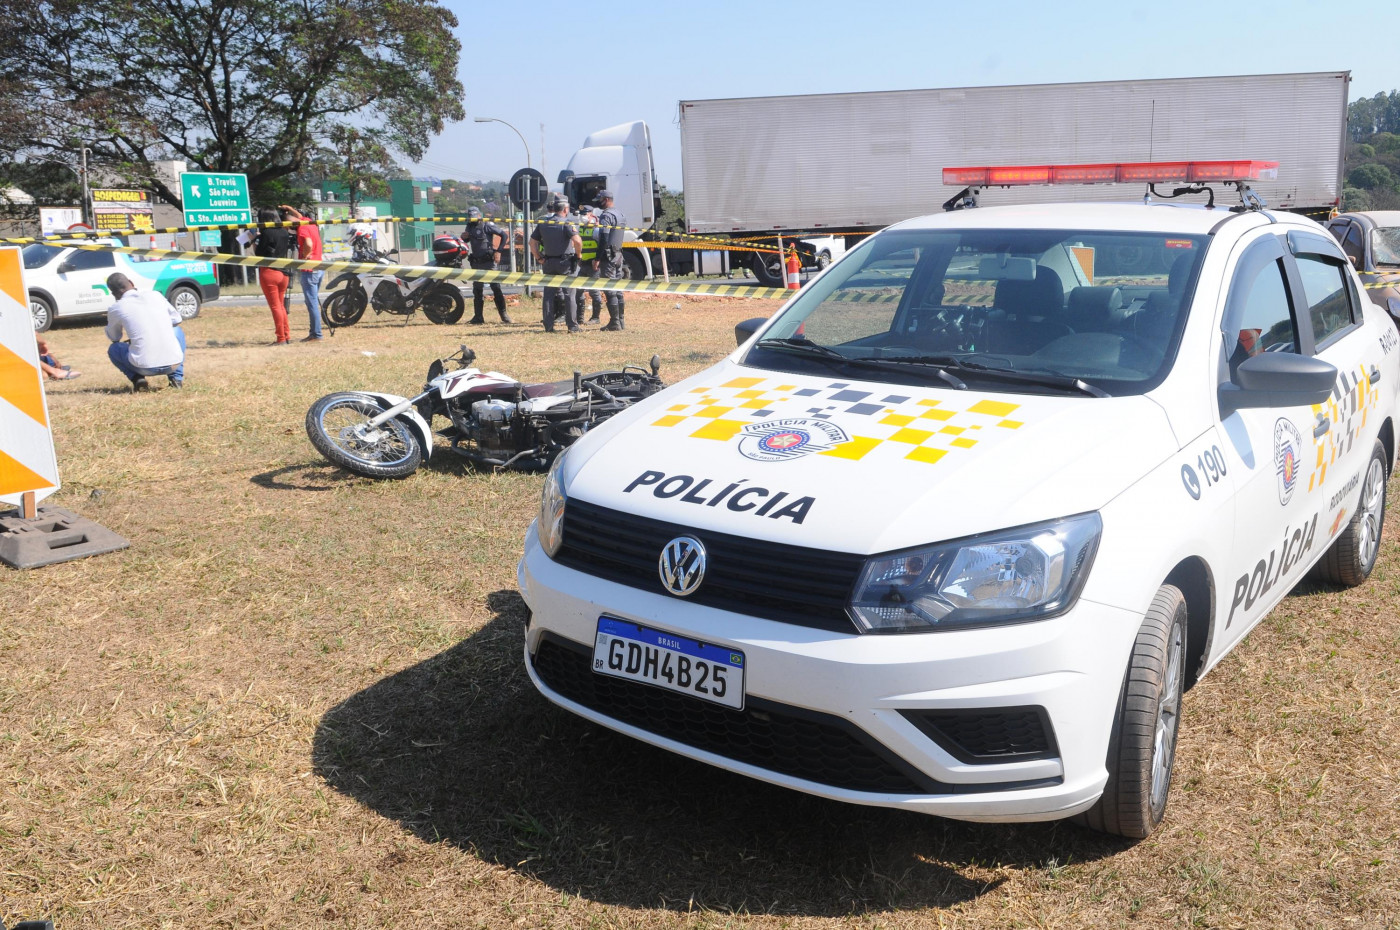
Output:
[{"xmin": 658, "ymin": 536, "xmax": 707, "ymax": 597}]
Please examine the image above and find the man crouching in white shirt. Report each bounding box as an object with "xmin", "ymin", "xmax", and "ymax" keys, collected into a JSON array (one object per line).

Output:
[{"xmin": 105, "ymin": 273, "xmax": 187, "ymax": 391}]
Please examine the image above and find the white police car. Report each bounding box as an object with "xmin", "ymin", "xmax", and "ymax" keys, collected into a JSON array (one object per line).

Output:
[
  {"xmin": 518, "ymin": 161, "xmax": 1397, "ymax": 838},
  {"xmin": 22, "ymin": 239, "xmax": 219, "ymax": 331}
]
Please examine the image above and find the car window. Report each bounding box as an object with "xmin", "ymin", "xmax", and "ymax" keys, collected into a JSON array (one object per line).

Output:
[
  {"xmin": 1374, "ymin": 227, "xmax": 1400, "ymax": 267},
  {"xmin": 22, "ymin": 243, "xmax": 63, "ymax": 269},
  {"xmin": 1294, "ymin": 255, "xmax": 1356, "ymax": 347},
  {"xmin": 1341, "ymin": 224, "xmax": 1366, "ymax": 265},
  {"xmin": 1222, "ymin": 256, "xmax": 1298, "ymax": 378},
  {"xmin": 747, "ymin": 227, "xmax": 1207, "ymax": 396},
  {"xmin": 64, "ymin": 249, "xmax": 116, "ymax": 272}
]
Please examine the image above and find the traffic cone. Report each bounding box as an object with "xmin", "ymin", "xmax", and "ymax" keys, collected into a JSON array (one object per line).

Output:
[{"xmin": 785, "ymin": 245, "xmax": 801, "ymax": 290}]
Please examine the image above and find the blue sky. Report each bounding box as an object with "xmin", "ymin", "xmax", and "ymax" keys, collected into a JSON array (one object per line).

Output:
[{"xmin": 414, "ymin": 0, "xmax": 1400, "ymax": 189}]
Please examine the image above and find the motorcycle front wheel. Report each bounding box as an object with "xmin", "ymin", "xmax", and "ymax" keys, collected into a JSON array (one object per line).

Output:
[
  {"xmin": 306, "ymin": 393, "xmax": 423, "ymax": 479},
  {"xmin": 326, "ymin": 289, "xmax": 367, "ymax": 327},
  {"xmin": 422, "ymin": 284, "xmax": 465, "ymax": 325}
]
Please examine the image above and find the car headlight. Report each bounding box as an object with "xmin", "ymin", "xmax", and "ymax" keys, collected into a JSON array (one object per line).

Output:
[
  {"xmin": 848, "ymin": 513, "xmax": 1102, "ymax": 633},
  {"xmin": 537, "ymin": 449, "xmax": 569, "ymax": 558}
]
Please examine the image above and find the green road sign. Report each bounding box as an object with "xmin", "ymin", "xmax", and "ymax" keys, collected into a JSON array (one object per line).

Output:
[{"xmin": 181, "ymin": 172, "xmax": 251, "ymax": 227}]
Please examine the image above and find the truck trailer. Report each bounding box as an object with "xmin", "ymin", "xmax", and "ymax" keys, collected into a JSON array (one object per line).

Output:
[{"xmin": 559, "ymin": 71, "xmax": 1350, "ymax": 286}]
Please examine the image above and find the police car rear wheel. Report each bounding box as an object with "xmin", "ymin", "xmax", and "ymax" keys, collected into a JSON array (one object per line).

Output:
[
  {"xmin": 30, "ymin": 293, "xmax": 54, "ymax": 332},
  {"xmin": 1311, "ymin": 440, "xmax": 1388, "ymax": 587},
  {"xmin": 169, "ymin": 286, "xmax": 201, "ymax": 321},
  {"xmin": 1077, "ymin": 584, "xmax": 1187, "ymax": 839}
]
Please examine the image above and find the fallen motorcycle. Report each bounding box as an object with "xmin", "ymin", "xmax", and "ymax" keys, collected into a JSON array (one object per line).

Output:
[
  {"xmin": 321, "ymin": 229, "xmax": 465, "ymax": 329},
  {"xmin": 305, "ymin": 346, "xmax": 664, "ymax": 478}
]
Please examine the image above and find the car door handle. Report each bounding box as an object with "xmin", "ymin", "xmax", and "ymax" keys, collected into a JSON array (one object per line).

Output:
[
  {"xmin": 1314, "ymin": 415, "xmax": 1331, "ymax": 439},
  {"xmin": 1370, "ymin": 365, "xmax": 1381, "ymax": 384}
]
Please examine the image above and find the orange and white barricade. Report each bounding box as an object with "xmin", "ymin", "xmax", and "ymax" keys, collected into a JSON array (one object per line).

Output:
[{"xmin": 0, "ymin": 247, "xmax": 59, "ymax": 517}]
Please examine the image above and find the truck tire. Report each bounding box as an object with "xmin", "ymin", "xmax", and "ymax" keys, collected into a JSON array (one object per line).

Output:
[
  {"xmin": 750, "ymin": 250, "xmax": 785, "ymax": 288},
  {"xmin": 30, "ymin": 293, "xmax": 55, "ymax": 332},
  {"xmin": 623, "ymin": 250, "xmax": 647, "ymax": 280}
]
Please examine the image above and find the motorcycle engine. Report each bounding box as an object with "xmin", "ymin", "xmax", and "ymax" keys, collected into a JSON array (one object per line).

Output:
[
  {"xmin": 370, "ymin": 280, "xmax": 401, "ymax": 311},
  {"xmin": 469, "ymin": 399, "xmax": 518, "ymax": 450}
]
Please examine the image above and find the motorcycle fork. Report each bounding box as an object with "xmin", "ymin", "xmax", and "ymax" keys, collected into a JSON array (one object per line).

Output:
[{"xmin": 366, "ymin": 390, "xmax": 433, "ymax": 429}]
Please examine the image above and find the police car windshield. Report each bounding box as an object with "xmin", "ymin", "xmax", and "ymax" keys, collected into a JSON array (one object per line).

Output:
[
  {"xmin": 745, "ymin": 227, "xmax": 1207, "ymax": 396},
  {"xmin": 22, "ymin": 243, "xmax": 64, "ymax": 269}
]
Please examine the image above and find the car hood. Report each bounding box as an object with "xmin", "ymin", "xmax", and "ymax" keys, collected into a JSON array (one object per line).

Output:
[{"xmin": 565, "ymin": 362, "xmax": 1177, "ymax": 554}]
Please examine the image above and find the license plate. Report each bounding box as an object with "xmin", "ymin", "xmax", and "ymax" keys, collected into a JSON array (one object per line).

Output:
[{"xmin": 593, "ymin": 617, "xmax": 745, "ymax": 710}]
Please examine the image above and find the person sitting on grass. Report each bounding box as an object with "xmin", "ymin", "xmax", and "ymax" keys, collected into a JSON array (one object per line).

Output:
[
  {"xmin": 104, "ymin": 273, "xmax": 186, "ymax": 391},
  {"xmin": 36, "ymin": 334, "xmax": 81, "ymax": 380}
]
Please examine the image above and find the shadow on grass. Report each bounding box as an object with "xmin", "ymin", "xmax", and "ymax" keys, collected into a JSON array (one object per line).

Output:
[
  {"xmin": 251, "ymin": 463, "xmax": 365, "ymax": 492},
  {"xmin": 313, "ymin": 591, "xmax": 1132, "ymax": 916}
]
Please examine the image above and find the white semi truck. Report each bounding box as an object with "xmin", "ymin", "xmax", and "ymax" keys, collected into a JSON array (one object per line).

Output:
[{"xmin": 558, "ymin": 71, "xmax": 1350, "ymax": 286}]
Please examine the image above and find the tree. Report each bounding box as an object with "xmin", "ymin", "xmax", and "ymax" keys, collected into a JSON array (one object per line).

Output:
[
  {"xmin": 654, "ymin": 185, "xmax": 686, "ymax": 235},
  {"xmin": 0, "ymin": 0, "xmax": 464, "ymax": 207},
  {"xmin": 1347, "ymin": 163, "xmax": 1395, "ymax": 192},
  {"xmin": 1341, "ymin": 187, "xmax": 1373, "ymax": 212},
  {"xmin": 329, "ymin": 127, "xmax": 393, "ymax": 215}
]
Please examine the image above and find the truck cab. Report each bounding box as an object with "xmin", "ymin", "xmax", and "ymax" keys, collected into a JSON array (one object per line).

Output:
[{"xmin": 557, "ymin": 121, "xmax": 661, "ymax": 241}]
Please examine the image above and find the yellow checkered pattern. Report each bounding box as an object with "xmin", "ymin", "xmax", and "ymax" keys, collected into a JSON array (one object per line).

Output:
[
  {"xmin": 1308, "ymin": 364, "xmax": 1380, "ymax": 492},
  {"xmin": 651, "ymin": 376, "xmax": 1025, "ymax": 466}
]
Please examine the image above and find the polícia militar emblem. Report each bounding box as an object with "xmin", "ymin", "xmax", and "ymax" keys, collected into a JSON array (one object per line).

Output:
[
  {"xmin": 1273, "ymin": 418, "xmax": 1303, "ymax": 506},
  {"xmin": 738, "ymin": 417, "xmax": 850, "ymax": 462}
]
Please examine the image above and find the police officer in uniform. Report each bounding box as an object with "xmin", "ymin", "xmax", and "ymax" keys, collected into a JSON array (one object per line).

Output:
[
  {"xmin": 594, "ymin": 190, "xmax": 627, "ymax": 331},
  {"xmin": 574, "ymin": 207, "xmax": 603, "ymax": 323},
  {"xmin": 529, "ymin": 197, "xmax": 582, "ymax": 332},
  {"xmin": 464, "ymin": 206, "xmax": 511, "ymax": 324}
]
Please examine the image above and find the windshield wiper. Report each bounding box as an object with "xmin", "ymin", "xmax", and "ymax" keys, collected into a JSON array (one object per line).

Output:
[
  {"xmin": 871, "ymin": 354, "xmax": 1111, "ymax": 398},
  {"xmin": 754, "ymin": 337, "xmax": 849, "ymax": 360},
  {"xmin": 754, "ymin": 339, "xmax": 967, "ymax": 389}
]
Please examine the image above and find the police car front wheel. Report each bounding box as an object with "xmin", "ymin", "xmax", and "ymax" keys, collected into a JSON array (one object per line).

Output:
[{"xmin": 1077, "ymin": 584, "xmax": 1188, "ymax": 839}]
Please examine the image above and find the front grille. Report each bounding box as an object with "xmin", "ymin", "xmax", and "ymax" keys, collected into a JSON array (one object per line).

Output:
[
  {"xmin": 556, "ymin": 498, "xmax": 864, "ymax": 632},
  {"xmin": 901, "ymin": 707, "xmax": 1059, "ymax": 764},
  {"xmin": 531, "ymin": 634, "xmax": 939, "ymax": 794}
]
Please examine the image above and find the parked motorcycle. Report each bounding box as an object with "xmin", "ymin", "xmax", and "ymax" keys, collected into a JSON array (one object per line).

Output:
[
  {"xmin": 306, "ymin": 345, "xmax": 665, "ymax": 479},
  {"xmin": 321, "ymin": 230, "xmax": 465, "ymax": 328}
]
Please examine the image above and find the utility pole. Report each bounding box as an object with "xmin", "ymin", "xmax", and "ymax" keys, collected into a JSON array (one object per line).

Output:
[{"xmin": 79, "ymin": 146, "xmax": 92, "ymax": 227}]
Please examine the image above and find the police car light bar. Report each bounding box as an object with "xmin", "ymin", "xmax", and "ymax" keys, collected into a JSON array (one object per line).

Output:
[{"xmin": 943, "ymin": 160, "xmax": 1279, "ymax": 187}]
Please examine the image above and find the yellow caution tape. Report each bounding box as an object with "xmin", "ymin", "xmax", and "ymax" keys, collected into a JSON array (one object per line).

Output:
[
  {"xmin": 1359, "ymin": 272, "xmax": 1399, "ymax": 291},
  {"xmin": 3, "ymin": 212, "xmax": 763, "ymax": 252},
  {"xmin": 62, "ymin": 241, "xmax": 791, "ymax": 299}
]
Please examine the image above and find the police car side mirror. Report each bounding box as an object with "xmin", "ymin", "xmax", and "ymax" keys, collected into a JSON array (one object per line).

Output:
[
  {"xmin": 1218, "ymin": 353, "xmax": 1336, "ymax": 412},
  {"xmin": 735, "ymin": 317, "xmax": 767, "ymax": 346},
  {"xmin": 57, "ymin": 260, "xmax": 77, "ymax": 274}
]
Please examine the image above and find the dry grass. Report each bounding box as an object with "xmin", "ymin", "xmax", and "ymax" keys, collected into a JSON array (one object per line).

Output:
[{"xmin": 2, "ymin": 294, "xmax": 1398, "ymax": 929}]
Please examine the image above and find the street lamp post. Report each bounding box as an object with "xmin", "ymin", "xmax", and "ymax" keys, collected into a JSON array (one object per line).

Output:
[{"xmin": 474, "ymin": 116, "xmax": 533, "ymax": 280}]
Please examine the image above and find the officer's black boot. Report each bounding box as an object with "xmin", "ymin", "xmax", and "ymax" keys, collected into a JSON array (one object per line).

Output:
[
  {"xmin": 601, "ymin": 293, "xmax": 622, "ymax": 331},
  {"xmin": 470, "ymin": 286, "xmax": 485, "ymax": 325},
  {"xmin": 494, "ymin": 287, "xmax": 510, "ymax": 323}
]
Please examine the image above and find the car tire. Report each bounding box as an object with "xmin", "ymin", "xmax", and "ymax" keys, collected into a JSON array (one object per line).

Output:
[
  {"xmin": 1076, "ymin": 584, "xmax": 1187, "ymax": 839},
  {"xmin": 817, "ymin": 250, "xmax": 832, "ymax": 270},
  {"xmin": 168, "ymin": 285, "xmax": 202, "ymax": 321},
  {"xmin": 30, "ymin": 293, "xmax": 55, "ymax": 332},
  {"xmin": 1311, "ymin": 440, "xmax": 1387, "ymax": 587}
]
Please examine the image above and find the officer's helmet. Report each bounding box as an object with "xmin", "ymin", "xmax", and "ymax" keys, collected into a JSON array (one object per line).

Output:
[{"xmin": 466, "ymin": 206, "xmax": 482, "ymax": 221}]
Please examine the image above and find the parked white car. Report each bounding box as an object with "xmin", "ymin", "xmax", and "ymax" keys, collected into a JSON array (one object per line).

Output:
[
  {"xmin": 22, "ymin": 239, "xmax": 219, "ymax": 331},
  {"xmin": 519, "ymin": 191, "xmax": 1396, "ymax": 838}
]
